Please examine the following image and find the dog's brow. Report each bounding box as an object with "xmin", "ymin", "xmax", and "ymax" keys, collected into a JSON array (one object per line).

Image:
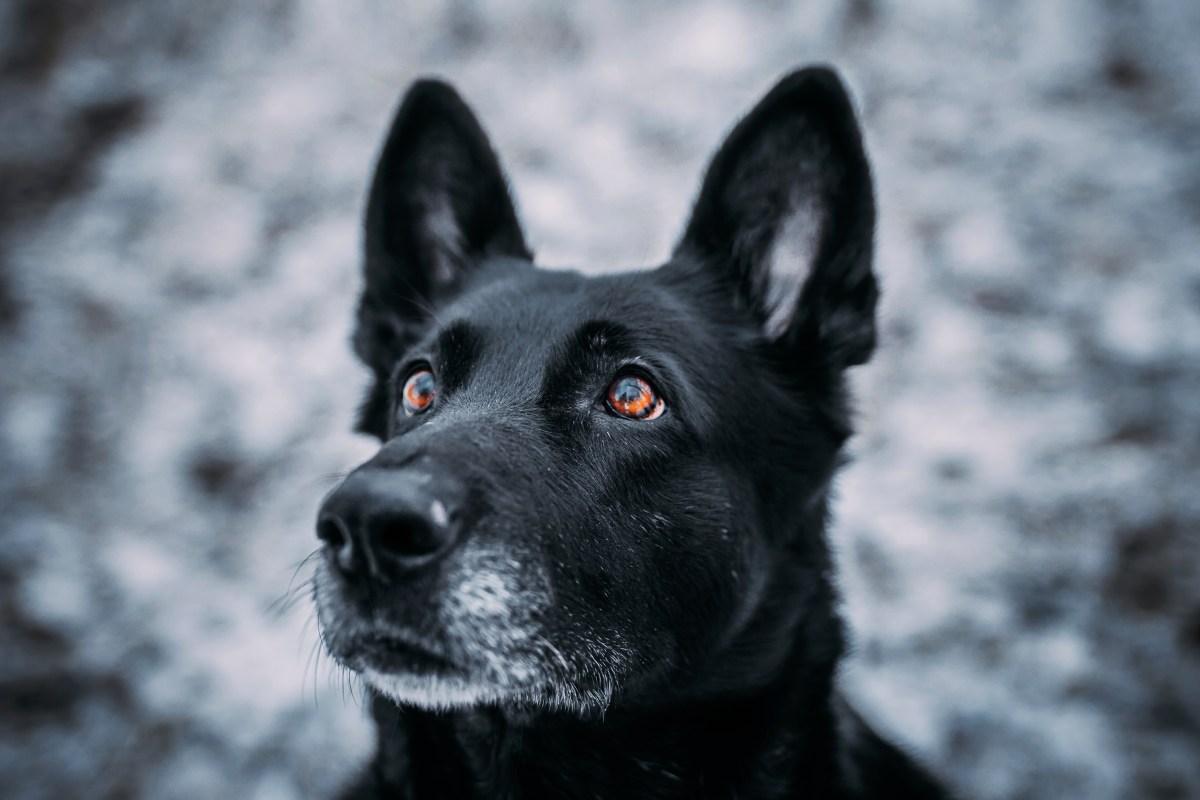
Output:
[
  {"xmin": 434, "ymin": 320, "xmax": 483, "ymax": 393},
  {"xmin": 537, "ymin": 320, "xmax": 638, "ymax": 412},
  {"xmin": 570, "ymin": 320, "xmax": 636, "ymax": 357}
]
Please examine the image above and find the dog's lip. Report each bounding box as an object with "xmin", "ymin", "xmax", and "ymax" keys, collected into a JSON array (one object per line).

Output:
[{"xmin": 348, "ymin": 632, "xmax": 460, "ymax": 676}]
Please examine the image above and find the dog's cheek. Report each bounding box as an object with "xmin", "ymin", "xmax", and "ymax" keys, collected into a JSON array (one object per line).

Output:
[
  {"xmin": 647, "ymin": 474, "xmax": 763, "ymax": 655},
  {"xmin": 594, "ymin": 470, "xmax": 749, "ymax": 672}
]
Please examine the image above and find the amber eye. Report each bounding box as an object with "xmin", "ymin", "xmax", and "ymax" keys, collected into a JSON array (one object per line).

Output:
[
  {"xmin": 606, "ymin": 374, "xmax": 665, "ymax": 421},
  {"xmin": 401, "ymin": 368, "xmax": 437, "ymax": 415}
]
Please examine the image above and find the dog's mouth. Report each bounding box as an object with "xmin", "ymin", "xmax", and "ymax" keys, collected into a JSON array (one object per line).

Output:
[{"xmin": 337, "ymin": 631, "xmax": 462, "ymax": 678}]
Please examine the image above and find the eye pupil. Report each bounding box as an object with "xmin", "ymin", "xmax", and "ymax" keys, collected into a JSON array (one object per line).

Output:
[
  {"xmin": 402, "ymin": 369, "xmax": 437, "ymax": 415},
  {"xmin": 606, "ymin": 374, "xmax": 665, "ymax": 421}
]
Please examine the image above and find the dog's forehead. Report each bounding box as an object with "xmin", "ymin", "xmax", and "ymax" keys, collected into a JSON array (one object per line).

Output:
[{"xmin": 446, "ymin": 266, "xmax": 675, "ymax": 348}]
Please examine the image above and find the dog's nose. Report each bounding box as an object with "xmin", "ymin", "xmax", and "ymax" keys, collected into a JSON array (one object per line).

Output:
[{"xmin": 316, "ymin": 467, "xmax": 462, "ymax": 580}]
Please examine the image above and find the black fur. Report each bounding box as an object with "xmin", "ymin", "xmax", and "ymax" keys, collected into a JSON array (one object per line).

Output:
[{"xmin": 313, "ymin": 67, "xmax": 954, "ymax": 799}]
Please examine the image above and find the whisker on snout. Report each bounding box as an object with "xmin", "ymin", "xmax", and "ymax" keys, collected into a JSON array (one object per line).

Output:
[{"xmin": 268, "ymin": 548, "xmax": 324, "ymax": 618}]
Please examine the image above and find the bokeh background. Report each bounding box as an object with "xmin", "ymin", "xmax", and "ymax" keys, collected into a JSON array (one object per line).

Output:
[{"xmin": 2, "ymin": 1, "xmax": 1198, "ymax": 797}]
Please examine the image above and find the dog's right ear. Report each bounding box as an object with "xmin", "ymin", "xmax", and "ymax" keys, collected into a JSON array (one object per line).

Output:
[
  {"xmin": 354, "ymin": 79, "xmax": 530, "ymax": 438},
  {"xmin": 673, "ymin": 67, "xmax": 877, "ymax": 373}
]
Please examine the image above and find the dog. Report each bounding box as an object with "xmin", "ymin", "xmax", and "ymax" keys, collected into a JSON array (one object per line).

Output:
[{"xmin": 312, "ymin": 66, "xmax": 953, "ymax": 799}]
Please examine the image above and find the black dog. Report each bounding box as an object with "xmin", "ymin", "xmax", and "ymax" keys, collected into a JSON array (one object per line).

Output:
[{"xmin": 313, "ymin": 66, "xmax": 952, "ymax": 799}]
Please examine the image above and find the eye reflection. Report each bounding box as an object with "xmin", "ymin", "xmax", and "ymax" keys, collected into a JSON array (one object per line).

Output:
[
  {"xmin": 402, "ymin": 369, "xmax": 437, "ymax": 415},
  {"xmin": 606, "ymin": 374, "xmax": 665, "ymax": 421}
]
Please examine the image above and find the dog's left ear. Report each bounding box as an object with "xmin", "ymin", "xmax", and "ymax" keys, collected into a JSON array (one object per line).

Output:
[
  {"xmin": 674, "ymin": 67, "xmax": 877, "ymax": 371},
  {"xmin": 354, "ymin": 79, "xmax": 530, "ymax": 437}
]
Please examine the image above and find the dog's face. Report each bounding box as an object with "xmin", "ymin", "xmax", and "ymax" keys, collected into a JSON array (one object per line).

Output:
[{"xmin": 314, "ymin": 69, "xmax": 877, "ymax": 713}]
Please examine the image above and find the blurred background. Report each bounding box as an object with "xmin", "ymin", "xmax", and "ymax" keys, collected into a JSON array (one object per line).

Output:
[{"xmin": 2, "ymin": 1, "xmax": 1198, "ymax": 797}]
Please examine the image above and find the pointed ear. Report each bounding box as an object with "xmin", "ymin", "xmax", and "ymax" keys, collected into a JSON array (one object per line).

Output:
[
  {"xmin": 674, "ymin": 67, "xmax": 877, "ymax": 370},
  {"xmin": 354, "ymin": 79, "xmax": 530, "ymax": 437}
]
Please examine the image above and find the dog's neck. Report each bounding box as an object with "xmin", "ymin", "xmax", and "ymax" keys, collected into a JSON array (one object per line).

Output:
[
  {"xmin": 364, "ymin": 573, "xmax": 847, "ymax": 799},
  {"xmin": 368, "ymin": 676, "xmax": 842, "ymax": 799}
]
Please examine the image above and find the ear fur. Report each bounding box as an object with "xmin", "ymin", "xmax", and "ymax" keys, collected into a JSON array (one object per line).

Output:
[{"xmin": 674, "ymin": 67, "xmax": 877, "ymax": 370}]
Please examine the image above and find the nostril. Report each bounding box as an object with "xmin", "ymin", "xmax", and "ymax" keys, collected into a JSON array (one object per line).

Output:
[
  {"xmin": 317, "ymin": 515, "xmax": 347, "ymax": 548},
  {"xmin": 367, "ymin": 510, "xmax": 450, "ymax": 562},
  {"xmin": 317, "ymin": 515, "xmax": 356, "ymax": 573}
]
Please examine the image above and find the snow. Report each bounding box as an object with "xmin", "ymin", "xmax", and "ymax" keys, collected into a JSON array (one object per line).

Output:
[{"xmin": 2, "ymin": 1, "xmax": 1198, "ymax": 798}]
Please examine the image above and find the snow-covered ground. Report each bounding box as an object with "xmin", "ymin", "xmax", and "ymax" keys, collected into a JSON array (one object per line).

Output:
[{"xmin": 2, "ymin": 1, "xmax": 1198, "ymax": 797}]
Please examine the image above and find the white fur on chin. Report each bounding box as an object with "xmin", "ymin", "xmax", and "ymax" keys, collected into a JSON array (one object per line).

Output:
[{"xmin": 359, "ymin": 666, "xmax": 616, "ymax": 715}]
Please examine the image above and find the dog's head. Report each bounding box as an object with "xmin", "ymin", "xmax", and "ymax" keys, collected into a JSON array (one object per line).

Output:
[{"xmin": 314, "ymin": 67, "xmax": 876, "ymax": 713}]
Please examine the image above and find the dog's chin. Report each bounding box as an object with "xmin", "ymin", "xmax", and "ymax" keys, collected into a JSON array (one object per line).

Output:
[
  {"xmin": 358, "ymin": 665, "xmax": 619, "ymax": 715},
  {"xmin": 326, "ymin": 633, "xmax": 499, "ymax": 710},
  {"xmin": 332, "ymin": 636, "xmax": 619, "ymax": 714},
  {"xmin": 347, "ymin": 635, "xmax": 462, "ymax": 678},
  {"xmin": 359, "ymin": 666, "xmax": 512, "ymax": 710}
]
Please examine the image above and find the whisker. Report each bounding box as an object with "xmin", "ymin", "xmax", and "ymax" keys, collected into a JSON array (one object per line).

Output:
[
  {"xmin": 316, "ymin": 470, "xmax": 350, "ymax": 489},
  {"xmin": 300, "ymin": 608, "xmax": 318, "ymax": 645},
  {"xmin": 269, "ymin": 549, "xmax": 324, "ymax": 617},
  {"xmin": 269, "ymin": 577, "xmax": 316, "ymax": 617},
  {"xmin": 303, "ymin": 638, "xmax": 322, "ymax": 707}
]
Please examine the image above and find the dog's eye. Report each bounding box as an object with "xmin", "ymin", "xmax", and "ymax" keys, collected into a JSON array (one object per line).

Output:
[
  {"xmin": 606, "ymin": 374, "xmax": 665, "ymax": 421},
  {"xmin": 401, "ymin": 368, "xmax": 438, "ymax": 415}
]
